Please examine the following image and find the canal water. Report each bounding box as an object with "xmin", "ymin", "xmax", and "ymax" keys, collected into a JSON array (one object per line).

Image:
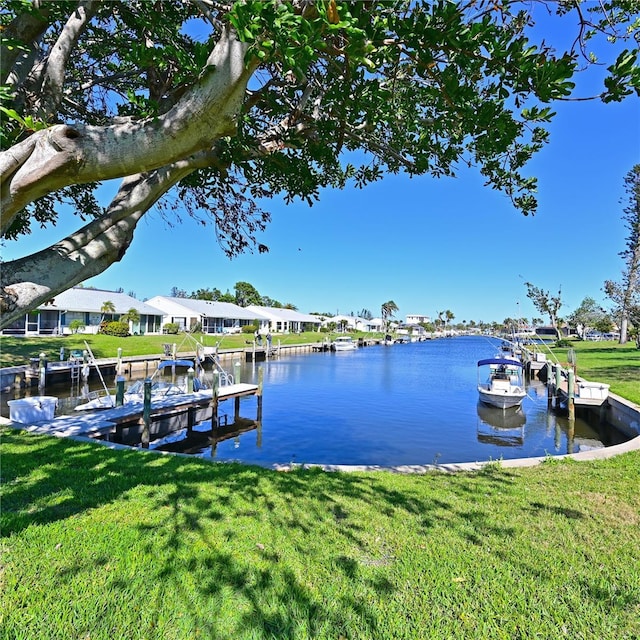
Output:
[
  {"xmin": 148, "ymin": 335, "xmax": 624, "ymax": 466},
  {"xmin": 2, "ymin": 336, "xmax": 626, "ymax": 466}
]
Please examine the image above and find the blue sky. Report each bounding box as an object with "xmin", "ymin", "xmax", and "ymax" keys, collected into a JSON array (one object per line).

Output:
[{"xmin": 3, "ymin": 9, "xmax": 639, "ymax": 325}]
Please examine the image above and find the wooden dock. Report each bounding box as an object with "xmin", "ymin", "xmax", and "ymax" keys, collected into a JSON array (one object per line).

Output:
[{"xmin": 10, "ymin": 383, "xmax": 261, "ymax": 446}]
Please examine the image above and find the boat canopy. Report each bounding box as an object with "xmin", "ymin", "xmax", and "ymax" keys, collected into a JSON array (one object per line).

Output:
[
  {"xmin": 157, "ymin": 359, "xmax": 195, "ymax": 369},
  {"xmin": 477, "ymin": 358, "xmax": 523, "ymax": 368}
]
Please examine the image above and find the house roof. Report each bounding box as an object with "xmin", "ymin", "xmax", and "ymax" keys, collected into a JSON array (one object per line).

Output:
[
  {"xmin": 146, "ymin": 296, "xmax": 268, "ymax": 321},
  {"xmin": 246, "ymin": 306, "xmax": 322, "ymax": 323},
  {"xmin": 42, "ymin": 288, "xmax": 164, "ymax": 315}
]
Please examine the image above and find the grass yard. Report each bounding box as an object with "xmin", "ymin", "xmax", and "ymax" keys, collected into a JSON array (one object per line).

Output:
[
  {"xmin": 2, "ymin": 431, "xmax": 640, "ymax": 639},
  {"xmin": 548, "ymin": 340, "xmax": 640, "ymax": 405},
  {"xmin": 0, "ymin": 331, "xmax": 361, "ymax": 368}
]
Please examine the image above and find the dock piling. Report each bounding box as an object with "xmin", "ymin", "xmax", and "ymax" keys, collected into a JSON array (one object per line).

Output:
[
  {"xmin": 257, "ymin": 367, "xmax": 264, "ymax": 423},
  {"xmin": 567, "ymin": 368, "xmax": 575, "ymax": 422},
  {"xmin": 211, "ymin": 371, "xmax": 219, "ymax": 428},
  {"xmin": 116, "ymin": 375, "xmax": 125, "ymax": 406},
  {"xmin": 38, "ymin": 352, "xmax": 47, "ymax": 390},
  {"xmin": 142, "ymin": 377, "xmax": 151, "ymax": 448}
]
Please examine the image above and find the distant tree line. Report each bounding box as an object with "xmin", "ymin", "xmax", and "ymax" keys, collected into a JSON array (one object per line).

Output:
[{"xmin": 169, "ymin": 281, "xmax": 298, "ymax": 309}]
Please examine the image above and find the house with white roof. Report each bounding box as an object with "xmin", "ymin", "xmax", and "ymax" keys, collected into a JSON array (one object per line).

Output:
[
  {"xmin": 320, "ymin": 314, "xmax": 385, "ymax": 332},
  {"xmin": 145, "ymin": 296, "xmax": 268, "ymax": 334},
  {"xmin": 1, "ymin": 287, "xmax": 164, "ymax": 335},
  {"xmin": 245, "ymin": 306, "xmax": 323, "ymax": 334},
  {"xmin": 406, "ymin": 314, "xmax": 431, "ymax": 325}
]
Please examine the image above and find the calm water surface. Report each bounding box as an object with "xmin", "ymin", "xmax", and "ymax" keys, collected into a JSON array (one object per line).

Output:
[
  {"xmin": 3, "ymin": 336, "xmax": 624, "ymax": 466},
  {"xmin": 163, "ymin": 335, "xmax": 620, "ymax": 466}
]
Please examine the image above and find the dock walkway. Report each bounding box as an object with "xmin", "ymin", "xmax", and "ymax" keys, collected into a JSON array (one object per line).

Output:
[{"xmin": 11, "ymin": 383, "xmax": 260, "ymax": 441}]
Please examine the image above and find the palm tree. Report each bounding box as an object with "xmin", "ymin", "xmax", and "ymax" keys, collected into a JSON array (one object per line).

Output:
[
  {"xmin": 381, "ymin": 300, "xmax": 399, "ymax": 335},
  {"xmin": 100, "ymin": 300, "xmax": 115, "ymax": 321},
  {"xmin": 121, "ymin": 307, "xmax": 140, "ymax": 331},
  {"xmin": 445, "ymin": 310, "xmax": 455, "ymax": 333}
]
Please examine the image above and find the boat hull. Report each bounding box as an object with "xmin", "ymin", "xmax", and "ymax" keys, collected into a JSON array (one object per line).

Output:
[
  {"xmin": 331, "ymin": 337, "xmax": 357, "ymax": 351},
  {"xmin": 477, "ymin": 385, "xmax": 526, "ymax": 409}
]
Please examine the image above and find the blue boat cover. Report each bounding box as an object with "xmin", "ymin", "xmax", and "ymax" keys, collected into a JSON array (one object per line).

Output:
[
  {"xmin": 477, "ymin": 358, "xmax": 523, "ymax": 368},
  {"xmin": 157, "ymin": 359, "xmax": 194, "ymax": 369}
]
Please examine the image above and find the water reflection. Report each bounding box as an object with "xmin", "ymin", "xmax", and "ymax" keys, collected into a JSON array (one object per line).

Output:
[
  {"xmin": 150, "ymin": 417, "xmax": 261, "ymax": 458},
  {"xmin": 476, "ymin": 403, "xmax": 526, "ymax": 447}
]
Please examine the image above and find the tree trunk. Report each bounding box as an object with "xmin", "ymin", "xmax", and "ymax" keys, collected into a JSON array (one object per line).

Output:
[{"xmin": 619, "ymin": 315, "xmax": 628, "ymax": 344}]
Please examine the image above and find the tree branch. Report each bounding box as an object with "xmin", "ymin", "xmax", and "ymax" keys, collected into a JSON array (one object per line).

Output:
[
  {"xmin": 38, "ymin": 0, "xmax": 102, "ymax": 119},
  {"xmin": 0, "ymin": 149, "xmax": 224, "ymax": 327},
  {"xmin": 0, "ymin": 27, "xmax": 257, "ymax": 227},
  {"xmin": 0, "ymin": 1, "xmax": 51, "ymax": 85}
]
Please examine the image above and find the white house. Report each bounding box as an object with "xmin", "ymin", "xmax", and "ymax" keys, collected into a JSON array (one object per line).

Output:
[
  {"xmin": 245, "ymin": 306, "xmax": 323, "ymax": 334},
  {"xmin": 406, "ymin": 314, "xmax": 431, "ymax": 325},
  {"xmin": 317, "ymin": 314, "xmax": 385, "ymax": 332},
  {"xmin": 146, "ymin": 296, "xmax": 268, "ymax": 334},
  {"xmin": 1, "ymin": 287, "xmax": 164, "ymax": 335}
]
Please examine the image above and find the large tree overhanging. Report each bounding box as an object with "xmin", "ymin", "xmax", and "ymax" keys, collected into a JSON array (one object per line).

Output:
[{"xmin": 1, "ymin": 1, "xmax": 638, "ymax": 329}]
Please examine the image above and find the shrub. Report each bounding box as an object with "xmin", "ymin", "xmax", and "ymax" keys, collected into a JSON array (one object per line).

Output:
[
  {"xmin": 99, "ymin": 321, "xmax": 130, "ymax": 337},
  {"xmin": 555, "ymin": 338, "xmax": 572, "ymax": 348},
  {"xmin": 69, "ymin": 319, "xmax": 85, "ymax": 334},
  {"xmin": 163, "ymin": 322, "xmax": 180, "ymax": 334},
  {"xmin": 242, "ymin": 324, "xmax": 257, "ymax": 334}
]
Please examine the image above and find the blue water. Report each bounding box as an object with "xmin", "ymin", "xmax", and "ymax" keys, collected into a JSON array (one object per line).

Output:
[{"xmin": 174, "ymin": 335, "xmax": 619, "ymax": 467}]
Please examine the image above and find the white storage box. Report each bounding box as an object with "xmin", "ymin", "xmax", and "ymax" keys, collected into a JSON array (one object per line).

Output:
[
  {"xmin": 577, "ymin": 382, "xmax": 610, "ymax": 400},
  {"xmin": 8, "ymin": 396, "xmax": 58, "ymax": 423}
]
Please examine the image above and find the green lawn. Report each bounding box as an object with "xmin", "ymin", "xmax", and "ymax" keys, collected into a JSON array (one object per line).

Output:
[
  {"xmin": 2, "ymin": 431, "xmax": 639, "ymax": 639},
  {"xmin": 547, "ymin": 339, "xmax": 640, "ymax": 405},
  {"xmin": 0, "ymin": 331, "xmax": 363, "ymax": 367},
  {"xmin": 2, "ymin": 335, "xmax": 639, "ymax": 637}
]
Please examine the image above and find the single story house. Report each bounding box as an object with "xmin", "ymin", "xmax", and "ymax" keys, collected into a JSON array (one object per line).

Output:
[
  {"xmin": 320, "ymin": 315, "xmax": 385, "ymax": 332},
  {"xmin": 146, "ymin": 296, "xmax": 268, "ymax": 334},
  {"xmin": 245, "ymin": 306, "xmax": 323, "ymax": 334},
  {"xmin": 1, "ymin": 287, "xmax": 164, "ymax": 335}
]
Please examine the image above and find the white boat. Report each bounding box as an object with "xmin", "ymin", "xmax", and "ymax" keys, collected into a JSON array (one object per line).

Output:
[
  {"xmin": 477, "ymin": 357, "xmax": 526, "ymax": 409},
  {"xmin": 331, "ymin": 336, "xmax": 358, "ymax": 351}
]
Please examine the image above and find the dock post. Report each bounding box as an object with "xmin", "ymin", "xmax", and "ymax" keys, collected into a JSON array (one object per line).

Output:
[
  {"xmin": 233, "ymin": 361, "xmax": 241, "ymax": 421},
  {"xmin": 257, "ymin": 366, "xmax": 264, "ymax": 423},
  {"xmin": 117, "ymin": 347, "xmax": 123, "ymax": 375},
  {"xmin": 38, "ymin": 352, "xmax": 47, "ymax": 390},
  {"xmin": 211, "ymin": 371, "xmax": 219, "ymax": 427},
  {"xmin": 547, "ymin": 363, "xmax": 553, "ymax": 409},
  {"xmin": 142, "ymin": 377, "xmax": 151, "ymax": 448},
  {"xmin": 567, "ymin": 368, "xmax": 575, "ymax": 422},
  {"xmin": 187, "ymin": 367, "xmax": 194, "ymax": 393},
  {"xmin": 115, "ymin": 375, "xmax": 125, "ymax": 406},
  {"xmin": 554, "ymin": 364, "xmax": 562, "ymax": 410}
]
